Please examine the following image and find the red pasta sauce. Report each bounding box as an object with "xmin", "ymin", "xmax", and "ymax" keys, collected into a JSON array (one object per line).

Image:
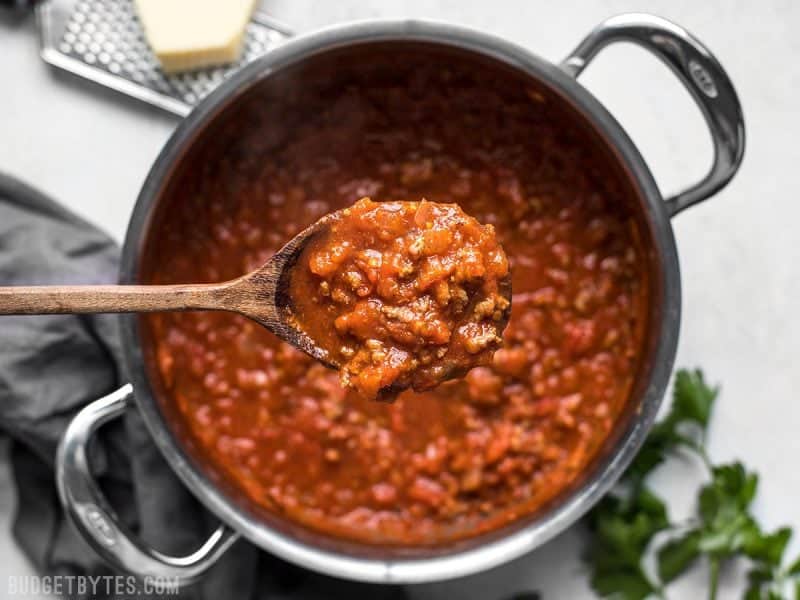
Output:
[{"xmin": 141, "ymin": 49, "xmax": 650, "ymax": 546}]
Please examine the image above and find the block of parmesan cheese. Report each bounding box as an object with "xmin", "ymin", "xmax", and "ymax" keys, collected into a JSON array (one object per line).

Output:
[{"xmin": 135, "ymin": 0, "xmax": 257, "ymax": 73}]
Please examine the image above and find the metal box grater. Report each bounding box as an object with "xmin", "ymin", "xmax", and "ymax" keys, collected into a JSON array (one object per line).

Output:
[{"xmin": 35, "ymin": 0, "xmax": 292, "ymax": 117}]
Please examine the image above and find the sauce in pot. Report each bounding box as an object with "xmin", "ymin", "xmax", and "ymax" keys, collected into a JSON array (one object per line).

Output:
[{"xmin": 142, "ymin": 49, "xmax": 650, "ymax": 546}]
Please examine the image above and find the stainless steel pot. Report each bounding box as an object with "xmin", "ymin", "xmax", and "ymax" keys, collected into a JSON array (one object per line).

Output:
[{"xmin": 55, "ymin": 13, "xmax": 744, "ymax": 585}]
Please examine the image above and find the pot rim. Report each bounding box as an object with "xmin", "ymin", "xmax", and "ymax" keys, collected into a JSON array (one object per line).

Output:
[{"xmin": 119, "ymin": 18, "xmax": 680, "ymax": 584}]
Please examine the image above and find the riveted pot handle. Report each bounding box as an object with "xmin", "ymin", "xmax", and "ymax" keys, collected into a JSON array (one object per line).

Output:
[
  {"xmin": 561, "ymin": 13, "xmax": 745, "ymax": 216},
  {"xmin": 56, "ymin": 385, "xmax": 240, "ymax": 583}
]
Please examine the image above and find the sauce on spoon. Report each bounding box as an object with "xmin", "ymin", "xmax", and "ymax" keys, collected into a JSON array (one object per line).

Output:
[{"xmin": 288, "ymin": 198, "xmax": 511, "ymax": 401}]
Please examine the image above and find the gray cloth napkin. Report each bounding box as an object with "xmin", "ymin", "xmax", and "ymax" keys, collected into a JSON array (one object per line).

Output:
[{"xmin": 0, "ymin": 172, "xmax": 407, "ymax": 600}]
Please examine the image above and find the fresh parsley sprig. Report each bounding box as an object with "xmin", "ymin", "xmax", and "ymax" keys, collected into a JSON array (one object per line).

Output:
[{"xmin": 585, "ymin": 369, "xmax": 800, "ymax": 600}]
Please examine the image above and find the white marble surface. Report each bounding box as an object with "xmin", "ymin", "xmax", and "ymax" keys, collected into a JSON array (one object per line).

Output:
[{"xmin": 1, "ymin": 1, "xmax": 798, "ymax": 598}]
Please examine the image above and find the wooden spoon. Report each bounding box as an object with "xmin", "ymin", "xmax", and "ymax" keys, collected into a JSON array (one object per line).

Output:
[{"xmin": 0, "ymin": 212, "xmax": 340, "ymax": 367}]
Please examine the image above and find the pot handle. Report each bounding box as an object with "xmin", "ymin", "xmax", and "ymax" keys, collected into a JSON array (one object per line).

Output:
[
  {"xmin": 560, "ymin": 13, "xmax": 745, "ymax": 216},
  {"xmin": 56, "ymin": 384, "xmax": 240, "ymax": 583}
]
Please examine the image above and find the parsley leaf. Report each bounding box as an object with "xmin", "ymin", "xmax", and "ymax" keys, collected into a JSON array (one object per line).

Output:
[
  {"xmin": 671, "ymin": 369, "xmax": 717, "ymax": 428},
  {"xmin": 745, "ymin": 527, "xmax": 792, "ymax": 567},
  {"xmin": 788, "ymin": 555, "xmax": 800, "ymax": 576},
  {"xmin": 586, "ymin": 489, "xmax": 667, "ymax": 599},
  {"xmin": 584, "ymin": 368, "xmax": 800, "ymax": 600},
  {"xmin": 591, "ymin": 570, "xmax": 655, "ymax": 600},
  {"xmin": 696, "ymin": 463, "xmax": 761, "ymax": 559},
  {"xmin": 657, "ymin": 530, "xmax": 701, "ymax": 584}
]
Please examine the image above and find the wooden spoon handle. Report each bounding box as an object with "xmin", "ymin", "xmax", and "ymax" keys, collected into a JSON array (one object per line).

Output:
[{"xmin": 0, "ymin": 283, "xmax": 232, "ymax": 315}]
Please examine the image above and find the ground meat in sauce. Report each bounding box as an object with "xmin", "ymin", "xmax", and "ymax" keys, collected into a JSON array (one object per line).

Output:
[
  {"xmin": 289, "ymin": 197, "xmax": 511, "ymax": 401},
  {"xmin": 142, "ymin": 50, "xmax": 649, "ymax": 547}
]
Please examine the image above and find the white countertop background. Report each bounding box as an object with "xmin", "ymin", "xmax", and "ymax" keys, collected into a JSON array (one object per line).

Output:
[{"xmin": 1, "ymin": 1, "xmax": 798, "ymax": 598}]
